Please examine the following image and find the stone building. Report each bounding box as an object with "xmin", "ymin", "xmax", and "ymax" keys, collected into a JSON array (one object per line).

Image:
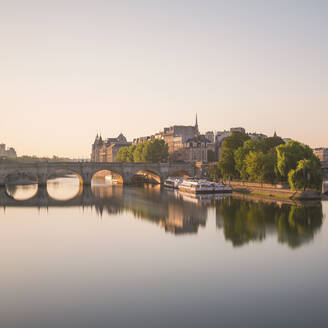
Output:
[
  {"xmin": 0, "ymin": 143, "xmax": 17, "ymax": 158},
  {"xmin": 170, "ymin": 135, "xmax": 215, "ymax": 163},
  {"xmin": 91, "ymin": 134, "xmax": 131, "ymax": 162},
  {"xmin": 314, "ymin": 148, "xmax": 328, "ymax": 162}
]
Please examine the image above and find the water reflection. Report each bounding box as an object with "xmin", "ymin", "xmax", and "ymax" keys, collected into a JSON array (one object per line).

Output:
[
  {"xmin": 47, "ymin": 175, "xmax": 81, "ymax": 200},
  {"xmin": 5, "ymin": 183, "xmax": 38, "ymax": 200},
  {"xmin": 216, "ymin": 197, "xmax": 323, "ymax": 248},
  {"xmin": 0, "ymin": 179, "xmax": 324, "ymax": 248}
]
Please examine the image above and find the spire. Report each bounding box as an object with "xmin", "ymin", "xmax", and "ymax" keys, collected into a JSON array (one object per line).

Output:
[
  {"xmin": 195, "ymin": 113, "xmax": 199, "ymax": 135},
  {"xmin": 273, "ymin": 130, "xmax": 277, "ymax": 137}
]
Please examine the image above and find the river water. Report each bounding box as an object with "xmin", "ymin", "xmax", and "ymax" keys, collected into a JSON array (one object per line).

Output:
[{"xmin": 0, "ymin": 177, "xmax": 327, "ymax": 328}]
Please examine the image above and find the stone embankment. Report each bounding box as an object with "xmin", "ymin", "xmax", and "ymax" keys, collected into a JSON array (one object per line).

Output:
[{"xmin": 227, "ymin": 181, "xmax": 321, "ymax": 200}]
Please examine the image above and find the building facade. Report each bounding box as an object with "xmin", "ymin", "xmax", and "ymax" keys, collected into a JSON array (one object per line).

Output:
[
  {"xmin": 314, "ymin": 148, "xmax": 328, "ymax": 162},
  {"xmin": 0, "ymin": 143, "xmax": 17, "ymax": 158},
  {"xmin": 91, "ymin": 134, "xmax": 131, "ymax": 162}
]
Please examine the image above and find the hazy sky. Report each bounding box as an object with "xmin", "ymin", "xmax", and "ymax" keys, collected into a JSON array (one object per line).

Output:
[{"xmin": 1, "ymin": 0, "xmax": 327, "ymax": 157}]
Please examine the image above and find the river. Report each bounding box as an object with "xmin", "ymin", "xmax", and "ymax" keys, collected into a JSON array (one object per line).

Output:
[{"xmin": 0, "ymin": 176, "xmax": 327, "ymax": 328}]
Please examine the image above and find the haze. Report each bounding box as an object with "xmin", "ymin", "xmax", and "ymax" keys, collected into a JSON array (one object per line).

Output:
[{"xmin": 1, "ymin": 0, "xmax": 327, "ymax": 157}]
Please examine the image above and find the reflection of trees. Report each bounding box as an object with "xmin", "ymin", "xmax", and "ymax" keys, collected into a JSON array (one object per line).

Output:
[
  {"xmin": 216, "ymin": 198, "xmax": 323, "ymax": 248},
  {"xmin": 278, "ymin": 205, "xmax": 323, "ymax": 248}
]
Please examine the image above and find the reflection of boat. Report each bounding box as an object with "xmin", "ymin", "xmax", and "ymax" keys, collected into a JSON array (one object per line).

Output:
[{"xmin": 179, "ymin": 192, "xmax": 229, "ymax": 204}]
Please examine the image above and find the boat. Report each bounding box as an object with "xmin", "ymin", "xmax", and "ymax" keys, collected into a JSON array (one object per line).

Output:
[
  {"xmin": 164, "ymin": 177, "xmax": 177, "ymax": 188},
  {"xmin": 178, "ymin": 179, "xmax": 214, "ymax": 194},
  {"xmin": 212, "ymin": 182, "xmax": 232, "ymax": 193},
  {"xmin": 178, "ymin": 179, "xmax": 232, "ymax": 194},
  {"xmin": 164, "ymin": 177, "xmax": 184, "ymax": 189}
]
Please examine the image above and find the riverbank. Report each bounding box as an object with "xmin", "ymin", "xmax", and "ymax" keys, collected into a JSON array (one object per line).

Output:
[{"xmin": 227, "ymin": 181, "xmax": 321, "ymax": 201}]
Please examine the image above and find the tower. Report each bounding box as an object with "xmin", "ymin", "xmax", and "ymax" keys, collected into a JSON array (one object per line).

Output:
[{"xmin": 195, "ymin": 113, "xmax": 199, "ymax": 135}]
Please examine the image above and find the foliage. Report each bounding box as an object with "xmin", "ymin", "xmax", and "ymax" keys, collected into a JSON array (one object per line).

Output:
[
  {"xmin": 206, "ymin": 163, "xmax": 221, "ymax": 181},
  {"xmin": 276, "ymin": 140, "xmax": 316, "ymax": 180},
  {"xmin": 217, "ymin": 198, "xmax": 323, "ymax": 248},
  {"xmin": 218, "ymin": 132, "xmax": 250, "ymax": 178},
  {"xmin": 0, "ymin": 155, "xmax": 73, "ymax": 163},
  {"xmin": 116, "ymin": 139, "xmax": 168, "ymax": 163},
  {"xmin": 245, "ymin": 150, "xmax": 277, "ymax": 183},
  {"xmin": 207, "ymin": 150, "xmax": 217, "ymax": 162},
  {"xmin": 288, "ymin": 158, "xmax": 322, "ymax": 191},
  {"xmin": 234, "ymin": 137, "xmax": 284, "ymax": 181}
]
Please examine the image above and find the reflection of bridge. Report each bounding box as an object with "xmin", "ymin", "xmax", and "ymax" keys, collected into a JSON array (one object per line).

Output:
[
  {"xmin": 0, "ymin": 162, "xmax": 195, "ymax": 186},
  {"xmin": 0, "ymin": 185, "xmax": 208, "ymax": 235}
]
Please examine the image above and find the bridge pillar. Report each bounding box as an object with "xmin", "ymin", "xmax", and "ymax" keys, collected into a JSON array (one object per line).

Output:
[
  {"xmin": 0, "ymin": 174, "xmax": 6, "ymax": 187},
  {"xmin": 37, "ymin": 173, "xmax": 48, "ymax": 187},
  {"xmin": 81, "ymin": 173, "xmax": 92, "ymax": 185}
]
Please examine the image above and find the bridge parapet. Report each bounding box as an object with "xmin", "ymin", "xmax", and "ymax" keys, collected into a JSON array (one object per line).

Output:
[{"xmin": 0, "ymin": 162, "xmax": 195, "ymax": 186}]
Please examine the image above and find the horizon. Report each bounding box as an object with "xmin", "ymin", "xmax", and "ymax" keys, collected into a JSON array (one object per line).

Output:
[{"xmin": 1, "ymin": 0, "xmax": 327, "ymax": 157}]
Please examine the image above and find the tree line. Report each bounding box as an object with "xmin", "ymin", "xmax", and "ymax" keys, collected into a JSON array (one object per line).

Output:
[
  {"xmin": 116, "ymin": 139, "xmax": 169, "ymax": 163},
  {"xmin": 208, "ymin": 132, "xmax": 322, "ymax": 191}
]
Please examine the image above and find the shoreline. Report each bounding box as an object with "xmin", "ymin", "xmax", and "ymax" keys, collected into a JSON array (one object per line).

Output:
[{"xmin": 226, "ymin": 181, "xmax": 322, "ymax": 201}]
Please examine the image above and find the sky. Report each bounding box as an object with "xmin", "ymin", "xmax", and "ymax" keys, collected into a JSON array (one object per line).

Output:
[{"xmin": 1, "ymin": 0, "xmax": 327, "ymax": 158}]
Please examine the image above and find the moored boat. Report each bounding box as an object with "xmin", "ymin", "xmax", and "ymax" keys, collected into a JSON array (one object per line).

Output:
[{"xmin": 164, "ymin": 177, "xmax": 176, "ymax": 188}]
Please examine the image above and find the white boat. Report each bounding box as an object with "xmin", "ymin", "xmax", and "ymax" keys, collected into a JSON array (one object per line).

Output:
[
  {"xmin": 178, "ymin": 179, "xmax": 232, "ymax": 194},
  {"xmin": 212, "ymin": 182, "xmax": 232, "ymax": 193},
  {"xmin": 164, "ymin": 177, "xmax": 176, "ymax": 188},
  {"xmin": 179, "ymin": 179, "xmax": 214, "ymax": 194},
  {"xmin": 164, "ymin": 177, "xmax": 185, "ymax": 189}
]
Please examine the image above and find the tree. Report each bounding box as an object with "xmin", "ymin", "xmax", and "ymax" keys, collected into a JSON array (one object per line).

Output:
[
  {"xmin": 234, "ymin": 139, "xmax": 266, "ymax": 180},
  {"xmin": 133, "ymin": 142, "xmax": 146, "ymax": 162},
  {"xmin": 276, "ymin": 140, "xmax": 315, "ymax": 180},
  {"xmin": 207, "ymin": 150, "xmax": 217, "ymax": 162},
  {"xmin": 245, "ymin": 151, "xmax": 276, "ymax": 183},
  {"xmin": 262, "ymin": 136, "xmax": 284, "ymax": 152},
  {"xmin": 143, "ymin": 139, "xmax": 168, "ymax": 163},
  {"xmin": 206, "ymin": 163, "xmax": 221, "ymax": 181},
  {"xmin": 218, "ymin": 132, "xmax": 250, "ymax": 178},
  {"xmin": 288, "ymin": 158, "xmax": 322, "ymax": 191},
  {"xmin": 116, "ymin": 140, "xmax": 168, "ymax": 163}
]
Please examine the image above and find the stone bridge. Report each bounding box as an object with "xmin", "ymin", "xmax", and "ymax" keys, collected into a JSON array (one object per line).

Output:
[{"xmin": 0, "ymin": 162, "xmax": 195, "ymax": 186}]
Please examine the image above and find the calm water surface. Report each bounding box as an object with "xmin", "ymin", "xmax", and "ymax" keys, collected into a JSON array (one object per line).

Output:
[{"xmin": 1, "ymin": 177, "xmax": 327, "ymax": 328}]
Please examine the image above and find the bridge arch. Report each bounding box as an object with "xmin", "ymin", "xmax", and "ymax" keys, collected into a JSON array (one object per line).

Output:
[
  {"xmin": 91, "ymin": 169, "xmax": 124, "ymax": 185},
  {"xmin": 170, "ymin": 170, "xmax": 192, "ymax": 178},
  {"xmin": 4, "ymin": 171, "xmax": 38, "ymax": 201},
  {"xmin": 46, "ymin": 169, "xmax": 83, "ymax": 201},
  {"xmin": 131, "ymin": 170, "xmax": 162, "ymax": 184}
]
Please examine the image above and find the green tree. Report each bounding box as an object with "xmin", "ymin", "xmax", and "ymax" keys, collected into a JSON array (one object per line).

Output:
[
  {"xmin": 133, "ymin": 142, "xmax": 146, "ymax": 162},
  {"xmin": 234, "ymin": 139, "xmax": 266, "ymax": 180},
  {"xmin": 206, "ymin": 163, "xmax": 221, "ymax": 181},
  {"xmin": 276, "ymin": 140, "xmax": 315, "ymax": 180},
  {"xmin": 288, "ymin": 158, "xmax": 322, "ymax": 191},
  {"xmin": 218, "ymin": 132, "xmax": 250, "ymax": 178},
  {"xmin": 207, "ymin": 150, "xmax": 217, "ymax": 162},
  {"xmin": 245, "ymin": 150, "xmax": 277, "ymax": 183},
  {"xmin": 262, "ymin": 136, "xmax": 284, "ymax": 152},
  {"xmin": 143, "ymin": 139, "xmax": 168, "ymax": 163},
  {"xmin": 116, "ymin": 146, "xmax": 130, "ymax": 162}
]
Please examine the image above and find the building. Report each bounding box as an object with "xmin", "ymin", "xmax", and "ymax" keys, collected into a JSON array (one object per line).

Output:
[
  {"xmin": 230, "ymin": 127, "xmax": 246, "ymax": 134},
  {"xmin": 205, "ymin": 131, "xmax": 214, "ymax": 143},
  {"xmin": 0, "ymin": 143, "xmax": 17, "ymax": 158},
  {"xmin": 170, "ymin": 135, "xmax": 215, "ymax": 163},
  {"xmin": 248, "ymin": 132, "xmax": 267, "ymax": 140},
  {"xmin": 314, "ymin": 148, "xmax": 328, "ymax": 162},
  {"xmin": 91, "ymin": 133, "xmax": 131, "ymax": 162}
]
